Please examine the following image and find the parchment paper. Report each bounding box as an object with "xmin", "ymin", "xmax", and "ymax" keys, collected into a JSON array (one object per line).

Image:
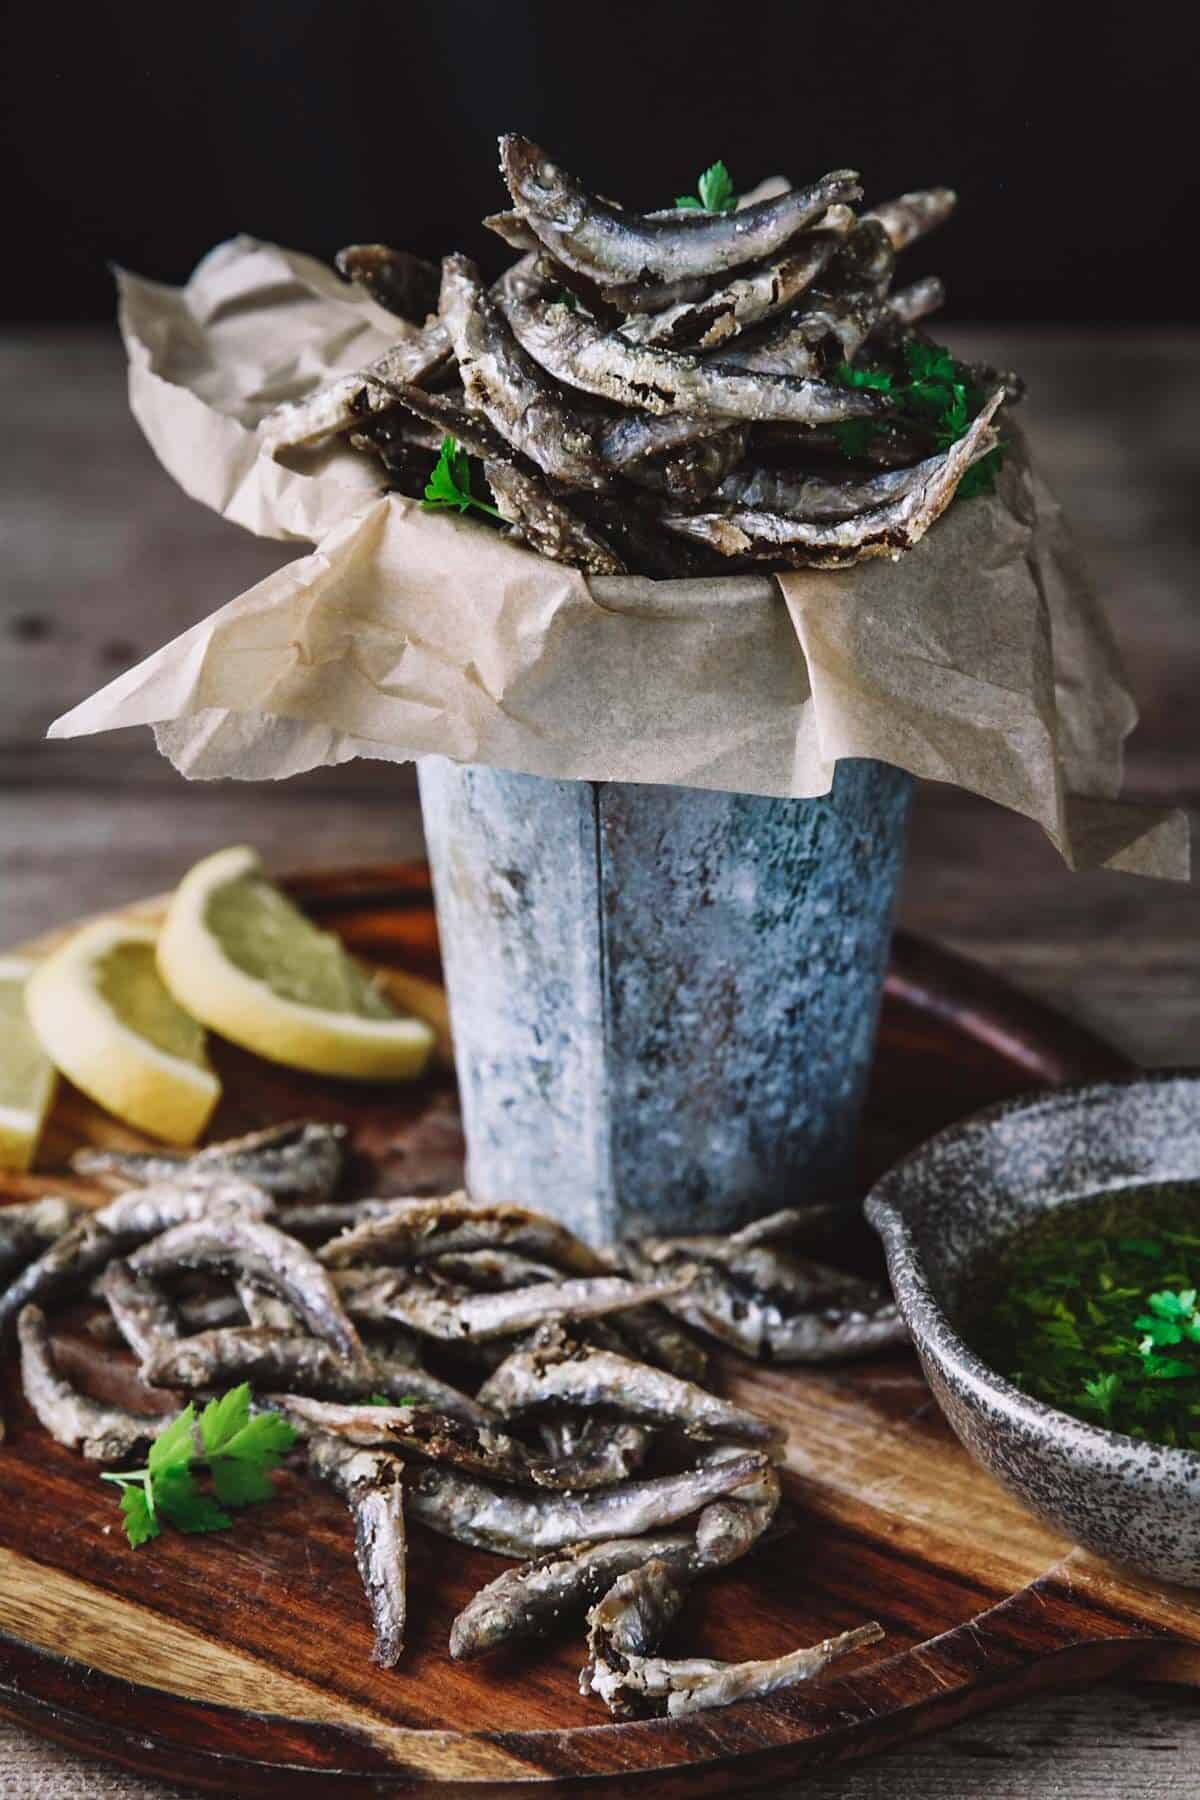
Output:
[{"xmin": 50, "ymin": 237, "xmax": 1188, "ymax": 879}]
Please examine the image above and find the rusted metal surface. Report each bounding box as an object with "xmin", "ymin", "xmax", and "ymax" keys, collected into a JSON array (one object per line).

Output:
[{"xmin": 418, "ymin": 758, "xmax": 913, "ymax": 1244}]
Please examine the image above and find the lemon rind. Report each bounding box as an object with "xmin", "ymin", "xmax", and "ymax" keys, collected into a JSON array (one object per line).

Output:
[
  {"xmin": 158, "ymin": 846, "xmax": 434, "ymax": 1083},
  {"xmin": 25, "ymin": 919, "xmax": 219, "ymax": 1146}
]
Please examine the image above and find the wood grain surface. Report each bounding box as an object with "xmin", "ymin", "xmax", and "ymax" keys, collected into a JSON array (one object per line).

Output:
[
  {"xmin": 0, "ymin": 868, "xmax": 1197, "ymax": 1798},
  {"xmin": 2, "ymin": 325, "xmax": 1199, "ymax": 1795}
]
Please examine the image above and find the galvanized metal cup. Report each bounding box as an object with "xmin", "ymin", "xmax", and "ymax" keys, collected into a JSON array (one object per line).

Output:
[{"xmin": 418, "ymin": 756, "xmax": 913, "ymax": 1247}]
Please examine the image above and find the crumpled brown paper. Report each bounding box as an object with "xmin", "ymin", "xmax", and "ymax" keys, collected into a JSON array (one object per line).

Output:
[{"xmin": 50, "ymin": 236, "xmax": 1188, "ymax": 879}]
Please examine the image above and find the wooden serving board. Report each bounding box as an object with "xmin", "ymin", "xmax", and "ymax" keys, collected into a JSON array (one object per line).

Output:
[{"xmin": 4, "ymin": 864, "xmax": 1200, "ymax": 1798}]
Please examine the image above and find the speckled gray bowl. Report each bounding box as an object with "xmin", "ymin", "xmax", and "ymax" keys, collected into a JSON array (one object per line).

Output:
[{"xmin": 865, "ymin": 1071, "xmax": 1200, "ymax": 1586}]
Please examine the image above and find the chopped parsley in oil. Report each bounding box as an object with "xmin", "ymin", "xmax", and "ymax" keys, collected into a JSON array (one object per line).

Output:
[{"xmin": 965, "ymin": 1184, "xmax": 1200, "ymax": 1448}]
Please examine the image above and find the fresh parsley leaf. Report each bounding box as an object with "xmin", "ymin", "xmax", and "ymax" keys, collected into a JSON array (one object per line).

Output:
[
  {"xmin": 154, "ymin": 1464, "xmax": 234, "ymax": 1535},
  {"xmin": 198, "ymin": 1384, "xmax": 251, "ymax": 1457},
  {"xmin": 1144, "ymin": 1355, "xmax": 1196, "ymax": 1381},
  {"xmin": 102, "ymin": 1389, "xmax": 295, "ymax": 1549},
  {"xmin": 833, "ymin": 334, "xmax": 1007, "ymax": 504},
  {"xmin": 1079, "ymin": 1373, "xmax": 1121, "ymax": 1419},
  {"xmin": 209, "ymin": 1458, "xmax": 277, "ymax": 1509},
  {"xmin": 1150, "ymin": 1288, "xmax": 1197, "ymax": 1319},
  {"xmin": 147, "ymin": 1405, "xmax": 197, "ymax": 1479},
  {"xmin": 676, "ymin": 160, "xmax": 736, "ymax": 213},
  {"xmin": 422, "ymin": 436, "xmax": 501, "ymax": 521},
  {"xmin": 216, "ymin": 1409, "xmax": 297, "ymax": 1467},
  {"xmin": 1136, "ymin": 1313, "xmax": 1184, "ymax": 1347},
  {"xmin": 120, "ymin": 1483, "xmax": 159, "ymax": 1547},
  {"xmin": 1119, "ymin": 1236, "xmax": 1165, "ymax": 1258},
  {"xmin": 834, "ymin": 362, "xmax": 893, "ymax": 393}
]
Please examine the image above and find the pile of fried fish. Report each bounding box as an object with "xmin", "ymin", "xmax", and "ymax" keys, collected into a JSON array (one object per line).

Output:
[
  {"xmin": 260, "ymin": 133, "xmax": 1019, "ymax": 578},
  {"xmin": 0, "ymin": 1119, "xmax": 902, "ymax": 1715}
]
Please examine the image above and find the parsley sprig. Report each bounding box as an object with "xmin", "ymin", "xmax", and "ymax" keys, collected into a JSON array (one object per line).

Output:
[
  {"xmin": 422, "ymin": 436, "xmax": 501, "ymax": 520},
  {"xmin": 101, "ymin": 1384, "xmax": 297, "ymax": 1547},
  {"xmin": 676, "ymin": 160, "xmax": 736, "ymax": 214},
  {"xmin": 833, "ymin": 338, "xmax": 1005, "ymax": 499},
  {"xmin": 970, "ymin": 1191, "xmax": 1200, "ymax": 1448}
]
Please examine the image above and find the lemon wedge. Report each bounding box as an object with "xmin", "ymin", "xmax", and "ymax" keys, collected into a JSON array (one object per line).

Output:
[
  {"xmin": 157, "ymin": 846, "xmax": 434, "ymax": 1082},
  {"xmin": 25, "ymin": 922, "xmax": 219, "ymax": 1145},
  {"xmin": 0, "ymin": 957, "xmax": 58, "ymax": 1170}
]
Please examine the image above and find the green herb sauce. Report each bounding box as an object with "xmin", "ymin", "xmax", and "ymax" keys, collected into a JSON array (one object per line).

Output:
[{"xmin": 963, "ymin": 1183, "xmax": 1200, "ymax": 1448}]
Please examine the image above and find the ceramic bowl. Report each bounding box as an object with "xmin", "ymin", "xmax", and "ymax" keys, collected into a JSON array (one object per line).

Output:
[{"xmin": 865, "ymin": 1071, "xmax": 1200, "ymax": 1585}]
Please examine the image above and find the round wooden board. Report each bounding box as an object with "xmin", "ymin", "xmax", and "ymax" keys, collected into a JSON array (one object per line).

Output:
[{"xmin": 4, "ymin": 864, "xmax": 1200, "ymax": 1798}]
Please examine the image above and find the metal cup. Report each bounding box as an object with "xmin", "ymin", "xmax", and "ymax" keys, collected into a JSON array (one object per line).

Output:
[{"xmin": 419, "ymin": 756, "xmax": 912, "ymax": 1245}]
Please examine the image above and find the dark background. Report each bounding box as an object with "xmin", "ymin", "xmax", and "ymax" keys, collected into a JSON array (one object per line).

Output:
[{"xmin": 2, "ymin": 0, "xmax": 1195, "ymax": 324}]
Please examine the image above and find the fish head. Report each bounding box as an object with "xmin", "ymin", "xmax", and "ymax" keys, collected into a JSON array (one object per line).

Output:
[
  {"xmin": 438, "ymin": 253, "xmax": 483, "ymax": 340},
  {"xmin": 499, "ymin": 135, "xmax": 585, "ymax": 232}
]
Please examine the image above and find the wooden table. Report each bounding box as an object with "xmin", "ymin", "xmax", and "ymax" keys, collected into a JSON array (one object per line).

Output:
[{"xmin": 1, "ymin": 327, "xmax": 1198, "ymax": 1795}]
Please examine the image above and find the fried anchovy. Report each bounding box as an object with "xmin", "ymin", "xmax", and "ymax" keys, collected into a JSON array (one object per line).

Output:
[
  {"xmin": 619, "ymin": 232, "xmax": 845, "ymax": 353},
  {"xmin": 634, "ymin": 1203, "xmax": 844, "ymax": 1269},
  {"xmin": 627, "ymin": 1240, "xmax": 905, "ymax": 1362},
  {"xmin": 485, "ymin": 458, "xmax": 628, "ymax": 574},
  {"xmin": 582, "ymin": 1555, "xmax": 693, "ymax": 1715},
  {"xmin": 450, "ymin": 1531, "xmax": 696, "ymax": 1661},
  {"xmin": 598, "ymin": 1620, "xmax": 885, "ymax": 1719},
  {"xmin": 864, "ymin": 187, "xmax": 957, "ymax": 251},
  {"xmin": 596, "ymin": 409, "xmax": 736, "ymax": 472},
  {"xmin": 258, "ymin": 324, "xmax": 452, "ymax": 457},
  {"xmin": 714, "ymin": 456, "xmax": 935, "ymax": 520},
  {"xmin": 439, "ymin": 253, "xmax": 610, "ymax": 491},
  {"xmin": 884, "ymin": 275, "xmax": 946, "ymax": 326},
  {"xmin": 273, "ymin": 1198, "xmax": 402, "ymax": 1246},
  {"xmin": 235, "ymin": 1277, "xmax": 298, "ymax": 1332},
  {"xmin": 319, "ymin": 1191, "xmax": 608, "ymax": 1274},
  {"xmin": 502, "ymin": 292, "xmax": 889, "ymax": 426},
  {"xmin": 450, "ymin": 1452, "xmax": 778, "ymax": 1662},
  {"xmin": 426, "ymin": 1248, "xmax": 563, "ymax": 1288},
  {"xmin": 98, "ymin": 1260, "xmax": 180, "ymax": 1363},
  {"xmin": 690, "ymin": 1454, "xmax": 782, "ymax": 1571},
  {"xmin": 371, "ymin": 1366, "xmax": 497, "ymax": 1426},
  {"xmin": 331, "ymin": 1268, "xmax": 689, "ymax": 1343},
  {"xmin": 145, "ymin": 1327, "xmax": 361, "ymax": 1394},
  {"xmin": 94, "ymin": 1179, "xmax": 274, "ymax": 1234},
  {"xmin": 336, "ymin": 244, "xmax": 440, "ymax": 323},
  {"xmin": 566, "ymin": 490, "xmax": 733, "ymax": 580},
  {"xmin": 308, "ymin": 1433, "xmax": 407, "ymax": 1666},
  {"xmin": 387, "ymin": 383, "xmax": 511, "ymax": 460},
  {"xmin": 17, "ymin": 1304, "xmax": 165, "ymax": 1460},
  {"xmin": 500, "ymin": 135, "xmax": 861, "ymax": 286},
  {"xmin": 129, "ymin": 1215, "xmax": 367, "ymax": 1371},
  {"xmin": 478, "ymin": 1338, "xmax": 781, "ymax": 1448},
  {"xmin": 598, "ymin": 206, "xmax": 856, "ymax": 317},
  {"xmin": 176, "ymin": 1289, "xmax": 248, "ymax": 1332},
  {"xmin": 624, "ymin": 428, "xmax": 748, "ymax": 506},
  {"xmin": 407, "ymin": 1449, "xmax": 766, "ymax": 1557},
  {"xmin": 0, "ymin": 1197, "xmax": 77, "ymax": 1285},
  {"xmin": 722, "ymin": 285, "xmax": 886, "ymax": 378},
  {"xmin": 269, "ymin": 1393, "xmax": 608, "ymax": 1490},
  {"xmin": 538, "ymin": 1416, "xmax": 653, "ymax": 1487},
  {"xmin": 0, "ymin": 1182, "xmax": 271, "ymax": 1335},
  {"xmin": 483, "ymin": 210, "xmax": 542, "ymax": 252},
  {"xmin": 73, "ymin": 1121, "xmax": 346, "ymax": 1205},
  {"xmin": 661, "ymin": 389, "xmax": 1003, "ymax": 567},
  {"xmin": 609, "ymin": 1306, "xmax": 708, "ymax": 1384}
]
